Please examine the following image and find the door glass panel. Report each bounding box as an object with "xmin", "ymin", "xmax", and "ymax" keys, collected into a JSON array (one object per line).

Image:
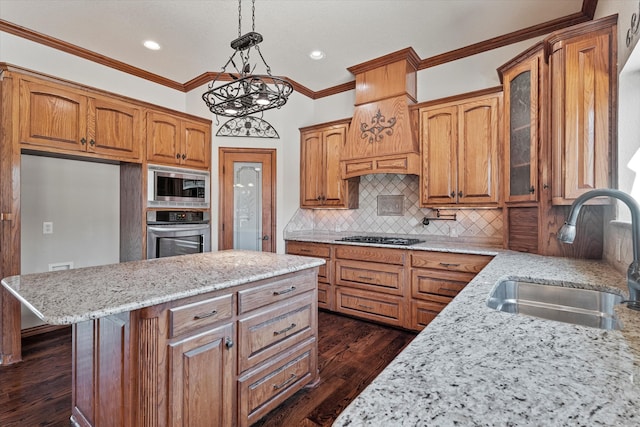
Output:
[
  {"xmin": 233, "ymin": 162, "xmax": 263, "ymax": 251},
  {"xmin": 509, "ymin": 71, "xmax": 532, "ymax": 196}
]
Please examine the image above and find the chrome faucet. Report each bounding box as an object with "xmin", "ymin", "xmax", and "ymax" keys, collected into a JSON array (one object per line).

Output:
[{"xmin": 558, "ymin": 189, "xmax": 640, "ymax": 311}]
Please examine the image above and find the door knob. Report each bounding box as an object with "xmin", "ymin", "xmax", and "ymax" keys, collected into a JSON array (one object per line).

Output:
[{"xmin": 262, "ymin": 235, "xmax": 270, "ymax": 241}]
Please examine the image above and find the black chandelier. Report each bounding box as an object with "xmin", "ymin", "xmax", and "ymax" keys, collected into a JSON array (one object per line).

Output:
[{"xmin": 202, "ymin": 0, "xmax": 293, "ymax": 118}]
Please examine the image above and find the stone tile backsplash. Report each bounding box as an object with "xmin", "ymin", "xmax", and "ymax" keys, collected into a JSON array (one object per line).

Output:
[{"xmin": 285, "ymin": 174, "xmax": 503, "ymax": 244}]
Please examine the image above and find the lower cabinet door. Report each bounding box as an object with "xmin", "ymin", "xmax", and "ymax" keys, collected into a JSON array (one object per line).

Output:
[
  {"xmin": 168, "ymin": 323, "xmax": 235, "ymax": 427},
  {"xmin": 411, "ymin": 299, "xmax": 449, "ymax": 331},
  {"xmin": 238, "ymin": 339, "xmax": 316, "ymax": 427}
]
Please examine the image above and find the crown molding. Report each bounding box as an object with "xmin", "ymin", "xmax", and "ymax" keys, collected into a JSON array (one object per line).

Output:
[{"xmin": 0, "ymin": 0, "xmax": 598, "ymax": 100}]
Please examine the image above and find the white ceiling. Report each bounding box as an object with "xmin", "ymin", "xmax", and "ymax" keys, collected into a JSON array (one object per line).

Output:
[{"xmin": 0, "ymin": 0, "xmax": 585, "ymax": 92}]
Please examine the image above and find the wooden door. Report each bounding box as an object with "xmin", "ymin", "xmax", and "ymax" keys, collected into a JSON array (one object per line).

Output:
[
  {"xmin": 219, "ymin": 148, "xmax": 276, "ymax": 252},
  {"xmin": 300, "ymin": 130, "xmax": 324, "ymax": 207},
  {"xmin": 420, "ymin": 105, "xmax": 457, "ymax": 206},
  {"xmin": 503, "ymin": 54, "xmax": 540, "ymax": 203},
  {"xmin": 321, "ymin": 125, "xmax": 348, "ymax": 206},
  {"xmin": 457, "ymin": 95, "xmax": 500, "ymax": 205},
  {"xmin": 90, "ymin": 95, "xmax": 142, "ymax": 161},
  {"xmin": 168, "ymin": 323, "xmax": 234, "ymax": 427},
  {"xmin": 147, "ymin": 111, "xmax": 180, "ymax": 165},
  {"xmin": 181, "ymin": 119, "xmax": 211, "ymax": 169},
  {"xmin": 561, "ymin": 32, "xmax": 611, "ymax": 201},
  {"xmin": 18, "ymin": 78, "xmax": 87, "ymax": 151}
]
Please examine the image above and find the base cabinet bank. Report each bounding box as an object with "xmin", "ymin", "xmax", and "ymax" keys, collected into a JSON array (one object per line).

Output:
[{"xmin": 1, "ymin": 251, "xmax": 323, "ymax": 427}]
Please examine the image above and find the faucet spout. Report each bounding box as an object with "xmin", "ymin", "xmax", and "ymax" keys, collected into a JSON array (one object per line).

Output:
[{"xmin": 558, "ymin": 189, "xmax": 640, "ymax": 310}]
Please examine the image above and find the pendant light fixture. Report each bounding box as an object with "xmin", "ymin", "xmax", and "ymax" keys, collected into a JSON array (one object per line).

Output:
[{"xmin": 202, "ymin": 0, "xmax": 293, "ymax": 117}]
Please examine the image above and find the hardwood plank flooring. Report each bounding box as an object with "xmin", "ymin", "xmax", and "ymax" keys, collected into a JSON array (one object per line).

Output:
[{"xmin": 0, "ymin": 311, "xmax": 416, "ymax": 426}]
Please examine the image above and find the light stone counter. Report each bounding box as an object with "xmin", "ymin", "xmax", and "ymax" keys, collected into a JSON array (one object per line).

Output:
[
  {"xmin": 1, "ymin": 250, "xmax": 325, "ymax": 325},
  {"xmin": 285, "ymin": 234, "xmax": 640, "ymax": 425},
  {"xmin": 331, "ymin": 250, "xmax": 640, "ymax": 426}
]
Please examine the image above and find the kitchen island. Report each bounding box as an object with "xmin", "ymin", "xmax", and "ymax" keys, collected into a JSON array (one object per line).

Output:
[{"xmin": 1, "ymin": 250, "xmax": 325, "ymax": 427}]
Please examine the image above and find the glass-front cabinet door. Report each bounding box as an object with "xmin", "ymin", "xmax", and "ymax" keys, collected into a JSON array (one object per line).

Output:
[{"xmin": 502, "ymin": 50, "xmax": 541, "ymax": 203}]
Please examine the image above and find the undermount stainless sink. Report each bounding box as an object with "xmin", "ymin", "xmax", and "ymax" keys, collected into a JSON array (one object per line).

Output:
[{"xmin": 487, "ymin": 280, "xmax": 623, "ymax": 330}]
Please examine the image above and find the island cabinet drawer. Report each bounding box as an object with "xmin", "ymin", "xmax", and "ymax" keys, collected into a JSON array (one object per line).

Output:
[
  {"xmin": 411, "ymin": 299, "xmax": 449, "ymax": 330},
  {"xmin": 411, "ymin": 251, "xmax": 492, "ymax": 274},
  {"xmin": 335, "ymin": 260, "xmax": 405, "ymax": 295},
  {"xmin": 335, "ymin": 287, "xmax": 404, "ymax": 327},
  {"xmin": 238, "ymin": 270, "xmax": 317, "ymax": 314},
  {"xmin": 286, "ymin": 242, "xmax": 330, "ymax": 284},
  {"xmin": 169, "ymin": 294, "xmax": 234, "ymax": 338},
  {"xmin": 335, "ymin": 245, "xmax": 406, "ymax": 265},
  {"xmin": 238, "ymin": 339, "xmax": 316, "ymax": 427},
  {"xmin": 411, "ymin": 268, "xmax": 474, "ymax": 300},
  {"xmin": 238, "ymin": 292, "xmax": 315, "ymax": 373}
]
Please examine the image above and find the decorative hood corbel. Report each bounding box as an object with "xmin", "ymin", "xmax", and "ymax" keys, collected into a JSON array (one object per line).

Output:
[{"xmin": 341, "ymin": 48, "xmax": 421, "ymax": 179}]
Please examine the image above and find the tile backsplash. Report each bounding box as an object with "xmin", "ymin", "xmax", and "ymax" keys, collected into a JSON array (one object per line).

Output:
[{"xmin": 285, "ymin": 174, "xmax": 503, "ymax": 245}]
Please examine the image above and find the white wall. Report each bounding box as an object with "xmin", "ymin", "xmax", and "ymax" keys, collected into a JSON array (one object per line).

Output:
[{"xmin": 20, "ymin": 155, "xmax": 120, "ymax": 327}]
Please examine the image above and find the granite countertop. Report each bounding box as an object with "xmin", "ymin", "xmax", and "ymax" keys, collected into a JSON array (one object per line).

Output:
[
  {"xmin": 331, "ymin": 250, "xmax": 640, "ymax": 426},
  {"xmin": 0, "ymin": 250, "xmax": 325, "ymax": 325}
]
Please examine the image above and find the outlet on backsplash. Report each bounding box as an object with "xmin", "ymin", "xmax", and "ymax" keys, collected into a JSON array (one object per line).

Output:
[{"xmin": 285, "ymin": 174, "xmax": 503, "ymax": 245}]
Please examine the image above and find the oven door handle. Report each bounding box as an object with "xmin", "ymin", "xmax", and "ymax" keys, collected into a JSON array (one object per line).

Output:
[{"xmin": 147, "ymin": 224, "xmax": 210, "ymax": 233}]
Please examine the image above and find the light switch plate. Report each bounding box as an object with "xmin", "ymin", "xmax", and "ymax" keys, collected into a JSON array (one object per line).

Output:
[{"xmin": 377, "ymin": 195, "xmax": 404, "ymax": 216}]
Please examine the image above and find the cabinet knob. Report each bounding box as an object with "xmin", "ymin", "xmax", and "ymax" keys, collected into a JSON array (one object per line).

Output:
[
  {"xmin": 450, "ymin": 191, "xmax": 455, "ymax": 198},
  {"xmin": 458, "ymin": 191, "xmax": 464, "ymax": 198},
  {"xmin": 176, "ymin": 153, "xmax": 181, "ymax": 159},
  {"xmin": 81, "ymin": 137, "xmax": 87, "ymax": 145},
  {"xmin": 225, "ymin": 337, "xmax": 234, "ymax": 349},
  {"xmin": 181, "ymin": 154, "xmax": 186, "ymax": 160},
  {"xmin": 543, "ymin": 184, "xmax": 549, "ymax": 189},
  {"xmin": 89, "ymin": 139, "xmax": 95, "ymax": 147},
  {"xmin": 529, "ymin": 186, "xmax": 535, "ymax": 194}
]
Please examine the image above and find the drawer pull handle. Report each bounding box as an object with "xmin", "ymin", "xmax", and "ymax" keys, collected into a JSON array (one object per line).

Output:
[
  {"xmin": 358, "ymin": 276, "xmax": 375, "ymax": 281},
  {"xmin": 358, "ymin": 304, "xmax": 374, "ymax": 310},
  {"xmin": 439, "ymin": 262, "xmax": 460, "ymax": 267},
  {"xmin": 273, "ymin": 373, "xmax": 297, "ymax": 390},
  {"xmin": 273, "ymin": 286, "xmax": 296, "ymax": 296},
  {"xmin": 193, "ymin": 310, "xmax": 218, "ymax": 320},
  {"xmin": 274, "ymin": 323, "xmax": 297, "ymax": 336}
]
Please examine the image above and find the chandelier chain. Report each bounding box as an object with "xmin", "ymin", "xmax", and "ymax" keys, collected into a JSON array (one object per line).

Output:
[
  {"xmin": 252, "ymin": 0, "xmax": 256, "ymax": 32},
  {"xmin": 237, "ymin": 0, "xmax": 242, "ymax": 38}
]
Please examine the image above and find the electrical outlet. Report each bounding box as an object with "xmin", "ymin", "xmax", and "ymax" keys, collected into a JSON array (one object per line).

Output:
[{"xmin": 42, "ymin": 222, "xmax": 53, "ymax": 234}]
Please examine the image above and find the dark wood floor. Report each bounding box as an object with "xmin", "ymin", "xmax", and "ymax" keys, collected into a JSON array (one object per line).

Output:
[{"xmin": 0, "ymin": 311, "xmax": 416, "ymax": 427}]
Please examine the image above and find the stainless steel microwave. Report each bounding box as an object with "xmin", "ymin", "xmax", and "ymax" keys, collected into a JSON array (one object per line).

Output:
[{"xmin": 147, "ymin": 165, "xmax": 210, "ymax": 208}]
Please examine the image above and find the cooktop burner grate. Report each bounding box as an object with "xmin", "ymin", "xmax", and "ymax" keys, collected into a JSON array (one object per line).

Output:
[{"xmin": 337, "ymin": 236, "xmax": 425, "ymax": 246}]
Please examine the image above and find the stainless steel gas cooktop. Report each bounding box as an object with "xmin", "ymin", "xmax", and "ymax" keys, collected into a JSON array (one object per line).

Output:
[{"xmin": 336, "ymin": 236, "xmax": 425, "ymax": 246}]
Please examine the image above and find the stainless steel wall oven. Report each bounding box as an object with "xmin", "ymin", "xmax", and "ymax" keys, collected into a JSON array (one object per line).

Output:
[{"xmin": 146, "ymin": 210, "xmax": 211, "ymax": 259}]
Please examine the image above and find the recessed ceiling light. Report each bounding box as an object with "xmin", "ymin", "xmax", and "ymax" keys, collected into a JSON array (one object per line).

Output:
[
  {"xmin": 143, "ymin": 40, "xmax": 161, "ymax": 51},
  {"xmin": 309, "ymin": 50, "xmax": 325, "ymax": 60}
]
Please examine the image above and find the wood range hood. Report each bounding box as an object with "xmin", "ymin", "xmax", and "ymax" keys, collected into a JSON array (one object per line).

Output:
[{"xmin": 341, "ymin": 48, "xmax": 421, "ymax": 179}]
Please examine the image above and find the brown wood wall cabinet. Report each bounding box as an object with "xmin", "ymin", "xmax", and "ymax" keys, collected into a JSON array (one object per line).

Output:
[
  {"xmin": 286, "ymin": 241, "xmax": 492, "ymax": 331},
  {"xmin": 19, "ymin": 77, "xmax": 143, "ymax": 162},
  {"xmin": 500, "ymin": 15, "xmax": 616, "ymax": 258},
  {"xmin": 299, "ymin": 119, "xmax": 359, "ymax": 209},
  {"xmin": 146, "ymin": 110, "xmax": 211, "ymax": 170},
  {"xmin": 417, "ymin": 90, "xmax": 502, "ymax": 207},
  {"xmin": 71, "ymin": 268, "xmax": 319, "ymax": 427}
]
